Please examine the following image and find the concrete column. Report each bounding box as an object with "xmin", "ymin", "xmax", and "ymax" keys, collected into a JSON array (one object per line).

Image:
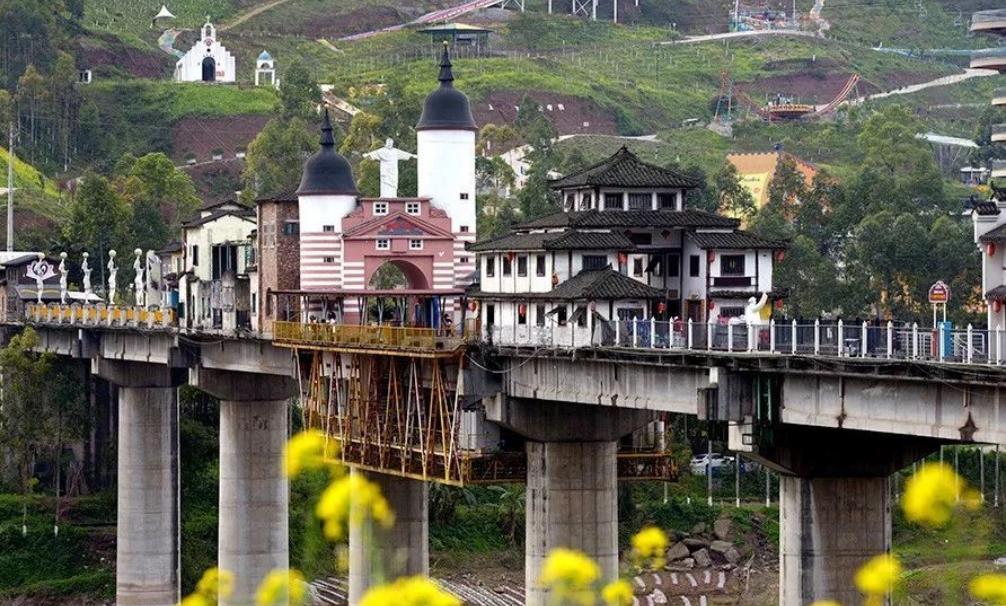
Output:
[
  {"xmin": 219, "ymin": 399, "xmax": 289, "ymax": 606},
  {"xmin": 779, "ymin": 476, "xmax": 891, "ymax": 606},
  {"xmin": 116, "ymin": 386, "xmax": 179, "ymax": 606},
  {"xmin": 525, "ymin": 441, "xmax": 618, "ymax": 606},
  {"xmin": 348, "ymin": 470, "xmax": 429, "ymax": 605}
]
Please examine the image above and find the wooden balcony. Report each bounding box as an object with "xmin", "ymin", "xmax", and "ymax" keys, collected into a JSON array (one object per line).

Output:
[
  {"xmin": 971, "ymin": 47, "xmax": 1006, "ymax": 73},
  {"xmin": 971, "ymin": 10, "xmax": 1006, "ymax": 36}
]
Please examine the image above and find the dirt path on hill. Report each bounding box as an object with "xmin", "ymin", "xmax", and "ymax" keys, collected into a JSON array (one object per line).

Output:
[{"xmin": 219, "ymin": 0, "xmax": 293, "ymax": 32}]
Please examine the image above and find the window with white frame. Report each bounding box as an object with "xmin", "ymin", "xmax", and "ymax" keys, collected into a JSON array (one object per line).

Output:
[
  {"xmin": 374, "ymin": 202, "xmax": 389, "ymax": 215},
  {"xmin": 376, "ymin": 239, "xmax": 390, "ymax": 250},
  {"xmin": 323, "ymin": 224, "xmax": 335, "ymax": 232},
  {"xmin": 406, "ymin": 202, "xmax": 421, "ymax": 215},
  {"xmin": 323, "ymin": 256, "xmax": 335, "ymax": 263},
  {"xmin": 409, "ymin": 239, "xmax": 423, "ymax": 250}
]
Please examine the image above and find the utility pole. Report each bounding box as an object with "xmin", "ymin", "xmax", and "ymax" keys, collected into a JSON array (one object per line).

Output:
[{"xmin": 6, "ymin": 126, "xmax": 13, "ymax": 252}]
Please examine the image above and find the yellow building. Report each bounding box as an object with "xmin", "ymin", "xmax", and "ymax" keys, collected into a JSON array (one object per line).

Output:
[{"xmin": 726, "ymin": 151, "xmax": 818, "ymax": 210}]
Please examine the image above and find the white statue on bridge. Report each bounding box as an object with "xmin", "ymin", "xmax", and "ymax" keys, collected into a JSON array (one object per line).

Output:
[
  {"xmin": 743, "ymin": 292, "xmax": 769, "ymax": 350},
  {"xmin": 58, "ymin": 252, "xmax": 68, "ymax": 305},
  {"xmin": 107, "ymin": 250, "xmax": 118, "ymax": 305},
  {"xmin": 133, "ymin": 249, "xmax": 145, "ymax": 307},
  {"xmin": 81, "ymin": 252, "xmax": 92, "ymax": 296},
  {"xmin": 364, "ymin": 138, "xmax": 416, "ymax": 198}
]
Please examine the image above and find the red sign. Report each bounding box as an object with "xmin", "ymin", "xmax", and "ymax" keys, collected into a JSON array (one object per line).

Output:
[{"xmin": 928, "ymin": 281, "xmax": 951, "ymax": 304}]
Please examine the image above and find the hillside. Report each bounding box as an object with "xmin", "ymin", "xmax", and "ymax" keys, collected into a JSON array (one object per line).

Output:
[{"xmin": 0, "ymin": 149, "xmax": 67, "ymax": 229}]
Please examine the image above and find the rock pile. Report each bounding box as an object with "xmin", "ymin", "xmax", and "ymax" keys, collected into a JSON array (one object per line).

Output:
[{"xmin": 664, "ymin": 517, "xmax": 742, "ymax": 570}]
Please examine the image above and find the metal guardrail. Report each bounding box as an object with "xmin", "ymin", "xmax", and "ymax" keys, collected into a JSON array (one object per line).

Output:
[
  {"xmin": 489, "ymin": 319, "xmax": 1006, "ymax": 367},
  {"xmin": 273, "ymin": 321, "xmax": 471, "ymax": 352},
  {"xmin": 24, "ymin": 303, "xmax": 175, "ymax": 329},
  {"xmin": 972, "ymin": 48, "xmax": 1006, "ymax": 60}
]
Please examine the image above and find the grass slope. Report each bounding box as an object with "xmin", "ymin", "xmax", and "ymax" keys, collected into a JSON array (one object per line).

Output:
[{"xmin": 0, "ymin": 148, "xmax": 67, "ymax": 222}]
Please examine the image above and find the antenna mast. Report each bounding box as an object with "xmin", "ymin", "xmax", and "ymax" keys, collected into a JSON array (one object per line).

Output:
[{"xmin": 6, "ymin": 126, "xmax": 12, "ymax": 252}]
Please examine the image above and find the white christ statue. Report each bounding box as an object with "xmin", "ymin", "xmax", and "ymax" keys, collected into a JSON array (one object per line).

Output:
[{"xmin": 364, "ymin": 138, "xmax": 416, "ymax": 198}]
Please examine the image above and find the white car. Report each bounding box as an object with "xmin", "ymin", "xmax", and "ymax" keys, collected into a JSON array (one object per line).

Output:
[{"xmin": 689, "ymin": 453, "xmax": 734, "ymax": 476}]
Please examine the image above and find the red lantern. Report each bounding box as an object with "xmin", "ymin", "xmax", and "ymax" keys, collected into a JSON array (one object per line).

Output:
[
  {"xmin": 707, "ymin": 251, "xmax": 716, "ymax": 263},
  {"xmin": 989, "ymin": 243, "xmax": 997, "ymax": 256},
  {"xmin": 995, "ymin": 300, "xmax": 1003, "ymax": 313},
  {"xmin": 518, "ymin": 304, "xmax": 527, "ymax": 316},
  {"xmin": 468, "ymin": 300, "xmax": 478, "ymax": 312},
  {"xmin": 552, "ymin": 273, "xmax": 559, "ymax": 286},
  {"xmin": 618, "ymin": 252, "xmax": 628, "ymax": 266},
  {"xmin": 774, "ymin": 299, "xmax": 784, "ymax": 310},
  {"xmin": 657, "ymin": 301, "xmax": 667, "ymax": 315},
  {"xmin": 507, "ymin": 251, "xmax": 516, "ymax": 261},
  {"xmin": 775, "ymin": 250, "xmax": 786, "ymax": 263},
  {"xmin": 707, "ymin": 300, "xmax": 715, "ymax": 311}
]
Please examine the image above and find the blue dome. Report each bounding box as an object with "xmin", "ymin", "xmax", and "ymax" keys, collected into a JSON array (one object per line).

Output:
[{"xmin": 258, "ymin": 51, "xmax": 273, "ymax": 61}]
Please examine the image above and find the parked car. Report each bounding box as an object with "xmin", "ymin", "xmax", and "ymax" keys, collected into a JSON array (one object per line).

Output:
[{"xmin": 689, "ymin": 453, "xmax": 734, "ymax": 476}]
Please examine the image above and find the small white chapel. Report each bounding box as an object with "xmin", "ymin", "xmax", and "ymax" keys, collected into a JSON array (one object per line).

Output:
[{"xmin": 174, "ymin": 19, "xmax": 236, "ymax": 83}]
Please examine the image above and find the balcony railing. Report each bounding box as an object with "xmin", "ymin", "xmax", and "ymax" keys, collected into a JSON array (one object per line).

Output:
[
  {"xmin": 711, "ymin": 276, "xmax": 754, "ymax": 288},
  {"xmin": 24, "ymin": 302, "xmax": 176, "ymax": 328},
  {"xmin": 971, "ymin": 10, "xmax": 1006, "ymax": 33},
  {"xmin": 273, "ymin": 321, "xmax": 471, "ymax": 352},
  {"xmin": 489, "ymin": 318, "xmax": 1006, "ymax": 367}
]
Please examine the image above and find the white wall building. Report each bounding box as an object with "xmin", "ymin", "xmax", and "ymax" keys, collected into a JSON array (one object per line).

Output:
[
  {"xmin": 973, "ymin": 187, "xmax": 1006, "ymax": 329},
  {"xmin": 468, "ymin": 147, "xmax": 787, "ymax": 348},
  {"xmin": 174, "ymin": 20, "xmax": 236, "ymax": 83}
]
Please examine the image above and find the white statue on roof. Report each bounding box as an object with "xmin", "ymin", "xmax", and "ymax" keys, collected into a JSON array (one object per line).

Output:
[
  {"xmin": 59, "ymin": 252, "xmax": 68, "ymax": 305},
  {"xmin": 107, "ymin": 250, "xmax": 118, "ymax": 305},
  {"xmin": 133, "ymin": 249, "xmax": 145, "ymax": 307},
  {"xmin": 743, "ymin": 292, "xmax": 769, "ymax": 350},
  {"xmin": 81, "ymin": 252, "xmax": 92, "ymax": 296},
  {"xmin": 364, "ymin": 138, "xmax": 417, "ymax": 198}
]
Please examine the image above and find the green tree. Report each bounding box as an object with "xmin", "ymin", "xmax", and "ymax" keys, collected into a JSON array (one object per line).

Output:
[
  {"xmin": 714, "ymin": 161, "xmax": 754, "ymax": 218},
  {"xmin": 514, "ymin": 96, "xmax": 559, "ymax": 219},
  {"xmin": 116, "ymin": 153, "xmax": 201, "ymax": 249},
  {"xmin": 65, "ymin": 173, "xmax": 132, "ymax": 293},
  {"xmin": 278, "ymin": 60, "xmax": 320, "ymax": 120},
  {"xmin": 242, "ymin": 117, "xmax": 316, "ymax": 201}
]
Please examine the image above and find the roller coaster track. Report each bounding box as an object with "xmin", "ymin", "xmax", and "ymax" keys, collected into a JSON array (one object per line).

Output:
[
  {"xmin": 340, "ymin": 0, "xmax": 506, "ymax": 42},
  {"xmin": 813, "ymin": 73, "xmax": 859, "ymax": 115}
]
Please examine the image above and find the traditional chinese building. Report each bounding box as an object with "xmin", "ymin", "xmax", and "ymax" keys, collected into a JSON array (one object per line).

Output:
[
  {"xmin": 267, "ymin": 46, "xmax": 477, "ymax": 328},
  {"xmin": 467, "ymin": 147, "xmax": 787, "ymax": 346}
]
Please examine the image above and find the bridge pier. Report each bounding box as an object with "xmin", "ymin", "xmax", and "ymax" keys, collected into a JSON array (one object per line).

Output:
[
  {"xmin": 742, "ymin": 425, "xmax": 938, "ymax": 606},
  {"xmin": 485, "ymin": 395, "xmax": 654, "ymax": 606},
  {"xmin": 348, "ymin": 470, "xmax": 429, "ymax": 604},
  {"xmin": 94, "ymin": 360, "xmax": 185, "ymax": 606},
  {"xmin": 525, "ymin": 440, "xmax": 617, "ymax": 606},
  {"xmin": 191, "ymin": 368, "xmax": 296, "ymax": 606}
]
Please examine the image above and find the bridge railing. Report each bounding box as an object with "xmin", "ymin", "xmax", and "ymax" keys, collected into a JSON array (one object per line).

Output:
[
  {"xmin": 24, "ymin": 302, "xmax": 176, "ymax": 329},
  {"xmin": 488, "ymin": 319, "xmax": 1006, "ymax": 366},
  {"xmin": 273, "ymin": 321, "xmax": 473, "ymax": 352}
]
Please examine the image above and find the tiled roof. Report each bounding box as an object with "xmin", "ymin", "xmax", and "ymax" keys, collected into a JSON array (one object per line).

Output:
[
  {"xmin": 979, "ymin": 224, "xmax": 1006, "ymax": 243},
  {"xmin": 157, "ymin": 241, "xmax": 184, "ymax": 254},
  {"xmin": 468, "ymin": 230, "xmax": 634, "ymax": 252},
  {"xmin": 975, "ymin": 201, "xmax": 1001, "ymax": 216},
  {"xmin": 256, "ymin": 188, "xmax": 299, "ymax": 204},
  {"xmin": 549, "ymin": 146, "xmax": 700, "ymax": 189},
  {"xmin": 987, "ymin": 285, "xmax": 1006, "ymax": 301},
  {"xmin": 182, "ymin": 207, "xmax": 255, "ymax": 228},
  {"xmin": 690, "ymin": 230, "xmax": 788, "ymax": 250},
  {"xmin": 517, "ymin": 209, "xmax": 739, "ymax": 230}
]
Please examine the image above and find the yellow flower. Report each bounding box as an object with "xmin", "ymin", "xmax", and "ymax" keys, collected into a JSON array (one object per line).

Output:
[
  {"xmin": 315, "ymin": 473, "xmax": 395, "ymax": 541},
  {"xmin": 540, "ymin": 548, "xmax": 601, "ymax": 605},
  {"xmin": 178, "ymin": 567, "xmax": 233, "ymax": 606},
  {"xmin": 601, "ymin": 579, "xmax": 634, "ymax": 606},
  {"xmin": 854, "ymin": 554, "xmax": 901, "ymax": 600},
  {"xmin": 255, "ymin": 569, "xmax": 306, "ymax": 606},
  {"xmin": 902, "ymin": 462, "xmax": 976, "ymax": 527},
  {"xmin": 631, "ymin": 526, "xmax": 668, "ymax": 570},
  {"xmin": 971, "ymin": 573, "xmax": 1006, "ymax": 605},
  {"xmin": 285, "ymin": 430, "xmax": 333, "ymax": 478},
  {"xmin": 358, "ymin": 576, "xmax": 460, "ymax": 606}
]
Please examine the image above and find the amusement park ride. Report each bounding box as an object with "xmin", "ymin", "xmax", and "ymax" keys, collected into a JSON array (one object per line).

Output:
[{"xmin": 715, "ymin": 70, "xmax": 861, "ymax": 123}]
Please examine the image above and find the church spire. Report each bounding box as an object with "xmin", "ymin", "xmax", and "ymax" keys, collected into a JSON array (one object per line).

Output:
[
  {"xmin": 320, "ymin": 108, "xmax": 335, "ymax": 147},
  {"xmin": 437, "ymin": 42, "xmax": 454, "ymax": 87}
]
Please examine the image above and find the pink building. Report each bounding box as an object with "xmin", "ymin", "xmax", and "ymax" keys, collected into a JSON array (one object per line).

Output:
[{"xmin": 270, "ymin": 46, "xmax": 477, "ymax": 328}]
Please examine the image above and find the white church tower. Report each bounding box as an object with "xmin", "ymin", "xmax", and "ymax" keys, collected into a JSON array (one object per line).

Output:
[
  {"xmin": 416, "ymin": 44, "xmax": 478, "ymax": 287},
  {"xmin": 174, "ymin": 19, "xmax": 236, "ymax": 83}
]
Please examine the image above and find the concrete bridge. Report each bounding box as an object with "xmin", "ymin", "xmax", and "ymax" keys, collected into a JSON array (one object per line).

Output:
[{"xmin": 12, "ymin": 304, "xmax": 1005, "ymax": 606}]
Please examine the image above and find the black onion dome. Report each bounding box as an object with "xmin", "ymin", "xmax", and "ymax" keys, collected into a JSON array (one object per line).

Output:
[
  {"xmin": 416, "ymin": 44, "xmax": 478, "ymax": 132},
  {"xmin": 297, "ymin": 109, "xmax": 358, "ymax": 196}
]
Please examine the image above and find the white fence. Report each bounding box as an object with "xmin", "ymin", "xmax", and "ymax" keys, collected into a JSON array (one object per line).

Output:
[{"xmin": 489, "ymin": 319, "xmax": 1005, "ymax": 366}]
